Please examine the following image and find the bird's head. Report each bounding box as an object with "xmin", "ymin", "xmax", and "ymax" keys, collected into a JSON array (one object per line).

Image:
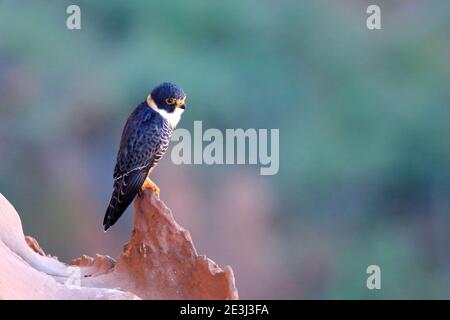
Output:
[{"xmin": 147, "ymin": 82, "xmax": 187, "ymax": 113}]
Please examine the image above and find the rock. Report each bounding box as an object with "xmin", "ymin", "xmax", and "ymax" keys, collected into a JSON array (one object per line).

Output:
[
  {"xmin": 25, "ymin": 236, "xmax": 46, "ymax": 256},
  {"xmin": 0, "ymin": 190, "xmax": 238, "ymax": 300}
]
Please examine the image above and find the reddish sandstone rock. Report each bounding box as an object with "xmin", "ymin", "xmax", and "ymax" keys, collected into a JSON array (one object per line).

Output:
[{"xmin": 0, "ymin": 191, "xmax": 238, "ymax": 300}]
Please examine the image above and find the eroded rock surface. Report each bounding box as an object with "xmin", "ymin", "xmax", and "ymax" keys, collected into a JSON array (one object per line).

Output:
[{"xmin": 0, "ymin": 191, "xmax": 238, "ymax": 300}]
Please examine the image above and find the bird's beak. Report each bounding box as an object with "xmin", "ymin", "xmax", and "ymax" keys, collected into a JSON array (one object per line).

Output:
[{"xmin": 176, "ymin": 97, "xmax": 187, "ymax": 109}]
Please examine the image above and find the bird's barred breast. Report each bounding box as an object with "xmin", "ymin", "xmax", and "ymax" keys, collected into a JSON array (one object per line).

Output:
[
  {"xmin": 149, "ymin": 119, "xmax": 172, "ymax": 168},
  {"xmin": 135, "ymin": 115, "xmax": 172, "ymax": 173}
]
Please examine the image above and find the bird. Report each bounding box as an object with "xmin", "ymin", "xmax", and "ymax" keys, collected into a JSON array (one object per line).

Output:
[{"xmin": 103, "ymin": 82, "xmax": 187, "ymax": 231}]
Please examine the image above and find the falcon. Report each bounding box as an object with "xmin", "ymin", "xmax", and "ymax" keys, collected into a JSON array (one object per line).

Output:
[{"xmin": 103, "ymin": 82, "xmax": 187, "ymax": 231}]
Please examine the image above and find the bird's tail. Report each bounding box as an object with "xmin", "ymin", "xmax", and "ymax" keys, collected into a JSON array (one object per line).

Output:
[
  {"xmin": 103, "ymin": 168, "xmax": 149, "ymax": 231},
  {"xmin": 103, "ymin": 204, "xmax": 122, "ymax": 232},
  {"xmin": 103, "ymin": 181, "xmax": 129, "ymax": 231},
  {"xmin": 103, "ymin": 179, "xmax": 142, "ymax": 231}
]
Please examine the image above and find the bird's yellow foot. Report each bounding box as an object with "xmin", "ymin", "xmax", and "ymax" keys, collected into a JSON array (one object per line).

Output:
[{"xmin": 141, "ymin": 177, "xmax": 160, "ymax": 196}]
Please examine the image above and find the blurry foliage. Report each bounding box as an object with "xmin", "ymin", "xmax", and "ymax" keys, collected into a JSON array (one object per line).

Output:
[{"xmin": 0, "ymin": 0, "xmax": 449, "ymax": 298}]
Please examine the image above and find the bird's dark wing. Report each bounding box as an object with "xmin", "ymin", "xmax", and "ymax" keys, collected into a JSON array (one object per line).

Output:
[
  {"xmin": 103, "ymin": 163, "xmax": 150, "ymax": 231},
  {"xmin": 103, "ymin": 104, "xmax": 172, "ymax": 231}
]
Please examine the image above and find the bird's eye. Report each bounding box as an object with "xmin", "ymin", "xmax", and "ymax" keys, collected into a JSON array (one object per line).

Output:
[{"xmin": 165, "ymin": 98, "xmax": 176, "ymax": 105}]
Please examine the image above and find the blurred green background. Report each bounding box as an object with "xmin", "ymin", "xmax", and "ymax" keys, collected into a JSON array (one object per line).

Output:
[{"xmin": 0, "ymin": 0, "xmax": 449, "ymax": 299}]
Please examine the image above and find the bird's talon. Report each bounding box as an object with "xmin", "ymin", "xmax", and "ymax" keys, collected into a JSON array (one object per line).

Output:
[{"xmin": 141, "ymin": 177, "xmax": 160, "ymax": 196}]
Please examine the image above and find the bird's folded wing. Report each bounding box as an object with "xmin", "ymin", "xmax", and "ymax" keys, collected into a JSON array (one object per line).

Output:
[{"xmin": 103, "ymin": 164, "xmax": 151, "ymax": 230}]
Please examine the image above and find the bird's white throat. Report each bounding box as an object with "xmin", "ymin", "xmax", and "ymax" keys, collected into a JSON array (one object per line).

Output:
[
  {"xmin": 147, "ymin": 96, "xmax": 184, "ymax": 128},
  {"xmin": 152, "ymin": 106, "xmax": 184, "ymax": 128}
]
